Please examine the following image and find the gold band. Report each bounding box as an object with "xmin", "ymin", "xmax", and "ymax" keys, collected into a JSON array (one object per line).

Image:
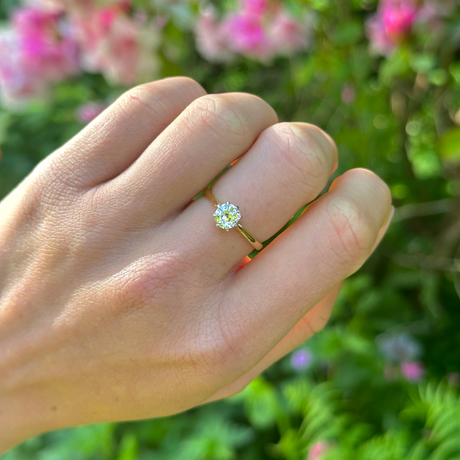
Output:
[{"xmin": 204, "ymin": 187, "xmax": 263, "ymax": 251}]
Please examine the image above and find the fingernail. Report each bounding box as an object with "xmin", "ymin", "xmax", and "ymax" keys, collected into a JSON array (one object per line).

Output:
[{"xmin": 371, "ymin": 206, "xmax": 394, "ymax": 253}]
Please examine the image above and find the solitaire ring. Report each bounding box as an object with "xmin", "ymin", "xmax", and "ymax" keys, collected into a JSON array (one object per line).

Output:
[{"xmin": 204, "ymin": 187, "xmax": 263, "ymax": 251}]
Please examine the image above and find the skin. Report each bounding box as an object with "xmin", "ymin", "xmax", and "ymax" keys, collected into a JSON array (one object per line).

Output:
[{"xmin": 0, "ymin": 77, "xmax": 393, "ymax": 453}]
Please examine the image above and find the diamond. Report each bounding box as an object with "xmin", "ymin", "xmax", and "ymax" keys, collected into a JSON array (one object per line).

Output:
[{"xmin": 213, "ymin": 202, "xmax": 241, "ymax": 230}]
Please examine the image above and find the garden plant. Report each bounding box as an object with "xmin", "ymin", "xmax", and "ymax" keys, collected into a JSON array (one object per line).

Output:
[{"xmin": 0, "ymin": 0, "xmax": 460, "ymax": 459}]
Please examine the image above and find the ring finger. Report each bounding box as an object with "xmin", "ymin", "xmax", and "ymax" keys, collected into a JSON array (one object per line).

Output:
[{"xmin": 177, "ymin": 122, "xmax": 338, "ymax": 276}]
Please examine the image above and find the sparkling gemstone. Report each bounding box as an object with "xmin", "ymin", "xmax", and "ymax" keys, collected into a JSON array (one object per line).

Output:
[{"xmin": 213, "ymin": 202, "xmax": 241, "ymax": 230}]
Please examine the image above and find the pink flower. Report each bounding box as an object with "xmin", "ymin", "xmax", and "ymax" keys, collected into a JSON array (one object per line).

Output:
[
  {"xmin": 401, "ymin": 361, "xmax": 425, "ymax": 382},
  {"xmin": 0, "ymin": 5, "xmax": 78, "ymax": 107},
  {"xmin": 76, "ymin": 101, "xmax": 107, "ymax": 123},
  {"xmin": 242, "ymin": 0, "xmax": 268, "ymax": 15},
  {"xmin": 28, "ymin": 0, "xmax": 126, "ymax": 12},
  {"xmin": 224, "ymin": 9, "xmax": 311, "ymax": 60},
  {"xmin": 90, "ymin": 13, "xmax": 140, "ymax": 85},
  {"xmin": 25, "ymin": 0, "xmax": 65, "ymax": 11},
  {"xmin": 196, "ymin": 2, "xmax": 312, "ymax": 62},
  {"xmin": 195, "ymin": 9, "xmax": 235, "ymax": 62},
  {"xmin": 268, "ymin": 13, "xmax": 311, "ymax": 56},
  {"xmin": 416, "ymin": 3, "xmax": 443, "ymax": 31},
  {"xmin": 74, "ymin": 6, "xmax": 159, "ymax": 85},
  {"xmin": 366, "ymin": 15, "xmax": 395, "ymax": 55},
  {"xmin": 14, "ymin": 7, "xmax": 60, "ymax": 35},
  {"xmin": 383, "ymin": 0, "xmax": 417, "ymax": 39},
  {"xmin": 13, "ymin": 6, "xmax": 79, "ymax": 80},
  {"xmin": 366, "ymin": 0, "xmax": 418, "ymax": 55},
  {"xmin": 0, "ymin": 31, "xmax": 46, "ymax": 106},
  {"xmin": 308, "ymin": 441, "xmax": 331, "ymax": 460},
  {"xmin": 224, "ymin": 11, "xmax": 273, "ymax": 60},
  {"xmin": 341, "ymin": 83, "xmax": 356, "ymax": 104}
]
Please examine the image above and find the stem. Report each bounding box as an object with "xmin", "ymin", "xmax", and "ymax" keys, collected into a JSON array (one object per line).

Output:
[{"xmin": 392, "ymin": 198, "xmax": 454, "ymax": 222}]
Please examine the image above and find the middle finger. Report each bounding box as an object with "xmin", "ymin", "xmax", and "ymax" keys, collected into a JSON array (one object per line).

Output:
[{"xmin": 108, "ymin": 93, "xmax": 278, "ymax": 226}]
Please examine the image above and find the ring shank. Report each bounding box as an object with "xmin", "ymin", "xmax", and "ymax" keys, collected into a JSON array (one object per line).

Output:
[
  {"xmin": 204, "ymin": 187, "xmax": 263, "ymax": 251},
  {"xmin": 204, "ymin": 187, "xmax": 219, "ymax": 206},
  {"xmin": 236, "ymin": 224, "xmax": 263, "ymax": 250}
]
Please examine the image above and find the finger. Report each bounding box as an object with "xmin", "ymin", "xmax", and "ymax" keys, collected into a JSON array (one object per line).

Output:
[
  {"xmin": 38, "ymin": 77, "xmax": 206, "ymax": 188},
  {"xmin": 371, "ymin": 205, "xmax": 394, "ymax": 253},
  {"xmin": 177, "ymin": 123, "xmax": 338, "ymax": 275},
  {"xmin": 206, "ymin": 205, "xmax": 394, "ymax": 402},
  {"xmin": 207, "ymin": 205, "xmax": 394, "ymax": 401},
  {"xmin": 204, "ymin": 284, "xmax": 342, "ymax": 402},
  {"xmin": 109, "ymin": 93, "xmax": 278, "ymax": 224},
  {"xmin": 213, "ymin": 169, "xmax": 392, "ymax": 382}
]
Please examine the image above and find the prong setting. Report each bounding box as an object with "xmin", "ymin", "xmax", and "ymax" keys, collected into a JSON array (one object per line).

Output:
[{"xmin": 213, "ymin": 202, "xmax": 242, "ymax": 230}]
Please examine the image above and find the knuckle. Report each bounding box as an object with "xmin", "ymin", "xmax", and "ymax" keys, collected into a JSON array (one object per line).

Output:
[
  {"xmin": 115, "ymin": 253, "xmax": 187, "ymax": 310},
  {"xmin": 32, "ymin": 153, "xmax": 84, "ymax": 195},
  {"xmin": 118, "ymin": 78, "xmax": 206, "ymax": 125},
  {"xmin": 269, "ymin": 123, "xmax": 333, "ymax": 193},
  {"xmin": 186, "ymin": 95, "xmax": 251, "ymax": 142},
  {"xmin": 119, "ymin": 83, "xmax": 173, "ymax": 121},
  {"xmin": 164, "ymin": 76, "xmax": 206, "ymax": 97},
  {"xmin": 324, "ymin": 195, "xmax": 377, "ymax": 269}
]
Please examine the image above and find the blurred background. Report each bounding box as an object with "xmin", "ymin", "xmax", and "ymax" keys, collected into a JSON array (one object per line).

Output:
[{"xmin": 1, "ymin": 0, "xmax": 460, "ymax": 458}]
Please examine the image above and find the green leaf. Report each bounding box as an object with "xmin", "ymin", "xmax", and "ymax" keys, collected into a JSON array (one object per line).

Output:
[
  {"xmin": 239, "ymin": 378, "xmax": 280, "ymax": 429},
  {"xmin": 380, "ymin": 48, "xmax": 412, "ymax": 85},
  {"xmin": 331, "ymin": 21, "xmax": 363, "ymax": 46},
  {"xmin": 409, "ymin": 53, "xmax": 436, "ymax": 74},
  {"xmin": 0, "ymin": 112, "xmax": 10, "ymax": 146},
  {"xmin": 117, "ymin": 433, "xmax": 138, "ymax": 460},
  {"xmin": 439, "ymin": 128, "xmax": 460, "ymax": 162}
]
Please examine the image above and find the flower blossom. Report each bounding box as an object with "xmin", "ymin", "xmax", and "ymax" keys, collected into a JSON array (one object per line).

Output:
[
  {"xmin": 290, "ymin": 348, "xmax": 313, "ymax": 371},
  {"xmin": 366, "ymin": 0, "xmax": 444, "ymax": 56},
  {"xmin": 195, "ymin": 1, "xmax": 312, "ymax": 62},
  {"xmin": 194, "ymin": 9, "xmax": 235, "ymax": 63},
  {"xmin": 401, "ymin": 361, "xmax": 425, "ymax": 382},
  {"xmin": 0, "ymin": 6, "xmax": 78, "ymax": 107},
  {"xmin": 13, "ymin": 7, "xmax": 79, "ymax": 80},
  {"xmin": 376, "ymin": 333, "xmax": 422, "ymax": 363},
  {"xmin": 0, "ymin": 1, "xmax": 161, "ymax": 106},
  {"xmin": 242, "ymin": 0, "xmax": 268, "ymax": 16},
  {"xmin": 341, "ymin": 83, "xmax": 356, "ymax": 104},
  {"xmin": 72, "ymin": 4, "xmax": 160, "ymax": 85},
  {"xmin": 308, "ymin": 441, "xmax": 331, "ymax": 460},
  {"xmin": 0, "ymin": 31, "xmax": 46, "ymax": 106},
  {"xmin": 268, "ymin": 13, "xmax": 311, "ymax": 56},
  {"xmin": 28, "ymin": 0, "xmax": 123, "ymax": 11},
  {"xmin": 383, "ymin": 0, "xmax": 417, "ymax": 38},
  {"xmin": 224, "ymin": 10, "xmax": 272, "ymax": 60},
  {"xmin": 366, "ymin": 0, "xmax": 419, "ymax": 55}
]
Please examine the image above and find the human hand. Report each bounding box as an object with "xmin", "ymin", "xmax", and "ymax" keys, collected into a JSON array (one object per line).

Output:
[{"xmin": 0, "ymin": 77, "xmax": 392, "ymax": 452}]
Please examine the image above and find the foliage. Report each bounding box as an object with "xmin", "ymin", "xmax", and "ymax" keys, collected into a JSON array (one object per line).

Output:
[{"xmin": 1, "ymin": 0, "xmax": 460, "ymax": 459}]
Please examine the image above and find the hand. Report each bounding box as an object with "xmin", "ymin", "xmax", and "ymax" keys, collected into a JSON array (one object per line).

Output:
[{"xmin": 0, "ymin": 77, "xmax": 392, "ymax": 452}]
